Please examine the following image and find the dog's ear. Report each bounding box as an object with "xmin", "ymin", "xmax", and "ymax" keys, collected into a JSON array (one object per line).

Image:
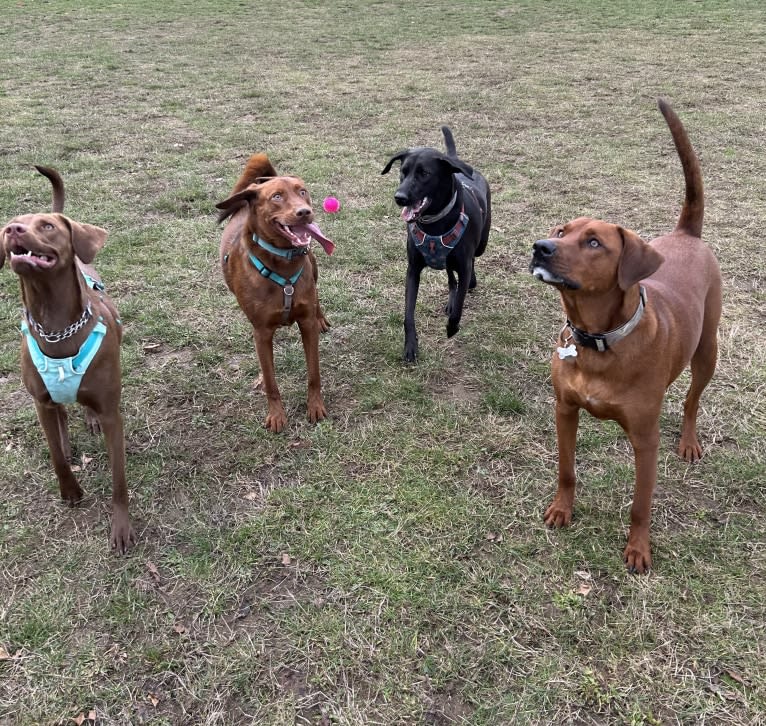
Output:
[
  {"xmin": 381, "ymin": 151, "xmax": 410, "ymax": 175},
  {"xmin": 440, "ymin": 156, "xmax": 474, "ymax": 179},
  {"xmin": 57, "ymin": 215, "xmax": 107, "ymax": 264},
  {"xmin": 216, "ymin": 186, "xmax": 259, "ymax": 224},
  {"xmin": 617, "ymin": 227, "xmax": 664, "ymax": 290}
]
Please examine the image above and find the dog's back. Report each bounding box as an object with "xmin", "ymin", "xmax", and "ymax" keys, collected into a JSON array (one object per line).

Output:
[{"xmin": 441, "ymin": 126, "xmax": 491, "ymax": 258}]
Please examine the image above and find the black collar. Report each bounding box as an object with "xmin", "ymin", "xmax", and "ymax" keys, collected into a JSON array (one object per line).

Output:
[{"xmin": 566, "ymin": 286, "xmax": 647, "ymax": 352}]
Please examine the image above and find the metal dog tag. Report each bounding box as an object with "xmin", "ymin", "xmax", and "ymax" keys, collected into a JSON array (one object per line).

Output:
[{"xmin": 557, "ymin": 344, "xmax": 578, "ymax": 359}]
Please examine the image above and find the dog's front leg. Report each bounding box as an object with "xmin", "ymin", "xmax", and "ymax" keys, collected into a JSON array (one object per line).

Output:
[
  {"xmin": 34, "ymin": 400, "xmax": 83, "ymax": 504},
  {"xmin": 403, "ymin": 261, "xmax": 423, "ymax": 362},
  {"xmin": 97, "ymin": 407, "xmax": 134, "ymax": 554},
  {"xmin": 624, "ymin": 420, "xmax": 660, "ymax": 574},
  {"xmin": 544, "ymin": 399, "xmax": 580, "ymax": 527},
  {"xmin": 445, "ymin": 261, "xmax": 471, "ymax": 338},
  {"xmin": 298, "ymin": 317, "xmax": 326, "ymax": 423},
  {"xmin": 253, "ymin": 328, "xmax": 288, "ymax": 433}
]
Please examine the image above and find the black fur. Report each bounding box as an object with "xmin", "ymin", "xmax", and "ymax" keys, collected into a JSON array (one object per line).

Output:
[{"xmin": 382, "ymin": 126, "xmax": 491, "ymax": 362}]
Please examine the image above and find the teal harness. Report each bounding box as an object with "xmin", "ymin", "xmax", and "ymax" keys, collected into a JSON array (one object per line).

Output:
[
  {"xmin": 248, "ymin": 235, "xmax": 306, "ymax": 324},
  {"xmin": 20, "ymin": 275, "xmax": 111, "ymax": 404}
]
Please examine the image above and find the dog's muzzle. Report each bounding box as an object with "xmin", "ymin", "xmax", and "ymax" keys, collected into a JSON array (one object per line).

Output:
[
  {"xmin": 529, "ymin": 239, "xmax": 580, "ymax": 289},
  {"xmin": 530, "ymin": 239, "xmax": 560, "ymax": 283}
]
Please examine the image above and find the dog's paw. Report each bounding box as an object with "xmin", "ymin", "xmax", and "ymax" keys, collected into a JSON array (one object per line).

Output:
[
  {"xmin": 60, "ymin": 479, "xmax": 84, "ymax": 506},
  {"xmin": 403, "ymin": 348, "xmax": 418, "ymax": 364},
  {"xmin": 623, "ymin": 540, "xmax": 652, "ymax": 575},
  {"xmin": 110, "ymin": 511, "xmax": 136, "ymax": 555},
  {"xmin": 678, "ymin": 436, "xmax": 703, "ymax": 462},
  {"xmin": 265, "ymin": 409, "xmax": 288, "ymax": 433},
  {"xmin": 307, "ymin": 398, "xmax": 327, "ymax": 423},
  {"xmin": 543, "ymin": 496, "xmax": 573, "ymax": 528},
  {"xmin": 318, "ymin": 315, "xmax": 331, "ymax": 333},
  {"xmin": 446, "ymin": 320, "xmax": 460, "ymax": 338},
  {"xmin": 84, "ymin": 408, "xmax": 102, "ymax": 435}
]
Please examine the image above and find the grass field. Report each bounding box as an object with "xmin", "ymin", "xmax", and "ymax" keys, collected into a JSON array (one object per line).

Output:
[{"xmin": 1, "ymin": 1, "xmax": 765, "ymax": 724}]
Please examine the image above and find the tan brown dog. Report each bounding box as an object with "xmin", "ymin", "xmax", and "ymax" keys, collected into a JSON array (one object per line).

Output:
[
  {"xmin": 530, "ymin": 100, "xmax": 721, "ymax": 573},
  {"xmin": 1, "ymin": 167, "xmax": 133, "ymax": 553},
  {"xmin": 216, "ymin": 154, "xmax": 334, "ymax": 433}
]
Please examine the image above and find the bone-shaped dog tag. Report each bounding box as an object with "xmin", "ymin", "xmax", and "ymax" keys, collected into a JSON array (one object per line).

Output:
[{"xmin": 557, "ymin": 344, "xmax": 578, "ymax": 359}]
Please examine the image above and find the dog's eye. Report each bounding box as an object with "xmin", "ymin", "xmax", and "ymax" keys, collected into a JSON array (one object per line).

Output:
[
  {"xmin": 299, "ymin": 189, "xmax": 308, "ymax": 198},
  {"xmin": 43, "ymin": 223, "xmax": 54, "ymax": 230},
  {"xmin": 272, "ymin": 193, "xmax": 283, "ymax": 201},
  {"xmin": 556, "ymin": 229, "xmax": 564, "ymax": 238},
  {"xmin": 587, "ymin": 238, "xmax": 600, "ymax": 248}
]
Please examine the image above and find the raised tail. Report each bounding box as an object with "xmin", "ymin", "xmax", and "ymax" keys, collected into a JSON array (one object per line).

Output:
[
  {"xmin": 658, "ymin": 99, "xmax": 704, "ymax": 238},
  {"xmin": 441, "ymin": 125, "xmax": 457, "ymax": 158},
  {"xmin": 34, "ymin": 165, "xmax": 65, "ymax": 213}
]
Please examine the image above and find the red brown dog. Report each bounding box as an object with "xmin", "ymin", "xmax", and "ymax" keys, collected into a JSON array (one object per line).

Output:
[
  {"xmin": 216, "ymin": 154, "xmax": 334, "ymax": 433},
  {"xmin": 530, "ymin": 100, "xmax": 721, "ymax": 573},
  {"xmin": 1, "ymin": 167, "xmax": 133, "ymax": 553}
]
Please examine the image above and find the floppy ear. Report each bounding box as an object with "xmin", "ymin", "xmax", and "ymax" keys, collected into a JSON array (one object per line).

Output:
[
  {"xmin": 439, "ymin": 155, "xmax": 474, "ymax": 179},
  {"xmin": 617, "ymin": 227, "xmax": 664, "ymax": 290},
  {"xmin": 57, "ymin": 215, "xmax": 107, "ymax": 264},
  {"xmin": 215, "ymin": 185, "xmax": 259, "ymax": 224},
  {"xmin": 381, "ymin": 150, "xmax": 410, "ymax": 175}
]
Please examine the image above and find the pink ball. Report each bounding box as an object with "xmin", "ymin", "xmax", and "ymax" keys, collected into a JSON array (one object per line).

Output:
[{"xmin": 322, "ymin": 196, "xmax": 340, "ymax": 213}]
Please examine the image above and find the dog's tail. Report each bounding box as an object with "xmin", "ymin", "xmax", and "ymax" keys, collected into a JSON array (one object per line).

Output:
[
  {"xmin": 658, "ymin": 99, "xmax": 704, "ymax": 238},
  {"xmin": 231, "ymin": 153, "xmax": 279, "ymax": 194},
  {"xmin": 34, "ymin": 165, "xmax": 65, "ymax": 213},
  {"xmin": 441, "ymin": 126, "xmax": 457, "ymax": 158}
]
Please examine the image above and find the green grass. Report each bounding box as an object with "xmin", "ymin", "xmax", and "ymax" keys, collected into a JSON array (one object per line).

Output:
[{"xmin": 1, "ymin": 0, "xmax": 765, "ymax": 723}]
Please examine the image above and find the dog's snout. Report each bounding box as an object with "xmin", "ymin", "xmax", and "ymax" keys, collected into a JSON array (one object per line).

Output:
[
  {"xmin": 295, "ymin": 206, "xmax": 312, "ymax": 219},
  {"xmin": 5, "ymin": 222, "xmax": 28, "ymax": 237},
  {"xmin": 394, "ymin": 191, "xmax": 408, "ymax": 208},
  {"xmin": 533, "ymin": 239, "xmax": 557, "ymax": 257}
]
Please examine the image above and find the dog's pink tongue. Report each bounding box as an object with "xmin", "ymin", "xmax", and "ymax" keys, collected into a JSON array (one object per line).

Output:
[
  {"xmin": 304, "ymin": 222, "xmax": 335, "ymax": 255},
  {"xmin": 401, "ymin": 207, "xmax": 417, "ymax": 223}
]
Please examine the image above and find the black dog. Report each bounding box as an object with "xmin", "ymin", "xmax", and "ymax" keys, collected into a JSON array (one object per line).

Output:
[{"xmin": 382, "ymin": 126, "xmax": 491, "ymax": 362}]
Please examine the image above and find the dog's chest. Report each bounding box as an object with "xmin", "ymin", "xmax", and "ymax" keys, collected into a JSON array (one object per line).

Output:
[{"xmin": 555, "ymin": 360, "xmax": 624, "ymax": 421}]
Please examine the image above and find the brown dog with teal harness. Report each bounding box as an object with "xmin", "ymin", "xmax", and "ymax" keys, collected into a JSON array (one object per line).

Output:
[
  {"xmin": 216, "ymin": 153, "xmax": 335, "ymax": 433},
  {"xmin": 1, "ymin": 167, "xmax": 133, "ymax": 553}
]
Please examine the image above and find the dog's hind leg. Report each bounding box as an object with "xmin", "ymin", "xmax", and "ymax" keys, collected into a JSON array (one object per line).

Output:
[
  {"xmin": 34, "ymin": 401, "xmax": 83, "ymax": 504},
  {"xmin": 84, "ymin": 407, "xmax": 102, "ymax": 435},
  {"xmin": 678, "ymin": 290, "xmax": 721, "ymax": 461}
]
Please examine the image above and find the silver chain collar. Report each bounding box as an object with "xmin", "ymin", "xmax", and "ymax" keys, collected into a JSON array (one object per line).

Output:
[{"xmin": 25, "ymin": 301, "xmax": 93, "ymax": 343}]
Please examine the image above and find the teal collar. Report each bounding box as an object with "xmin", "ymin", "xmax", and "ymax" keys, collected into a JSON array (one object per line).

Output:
[
  {"xmin": 252, "ymin": 234, "xmax": 308, "ymax": 261},
  {"xmin": 248, "ymin": 251, "xmax": 304, "ymax": 288}
]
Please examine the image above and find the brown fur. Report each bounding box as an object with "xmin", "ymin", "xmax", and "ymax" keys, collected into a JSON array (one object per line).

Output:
[
  {"xmin": 1, "ymin": 168, "xmax": 133, "ymax": 553},
  {"xmin": 530, "ymin": 100, "xmax": 721, "ymax": 573},
  {"xmin": 217, "ymin": 153, "xmax": 330, "ymax": 433}
]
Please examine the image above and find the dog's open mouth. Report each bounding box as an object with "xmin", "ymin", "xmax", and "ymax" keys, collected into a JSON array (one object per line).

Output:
[
  {"xmin": 275, "ymin": 222, "xmax": 335, "ymax": 255},
  {"xmin": 530, "ymin": 264, "xmax": 580, "ymax": 290},
  {"xmin": 9, "ymin": 245, "xmax": 57, "ymax": 270},
  {"xmin": 401, "ymin": 198, "xmax": 430, "ymax": 223}
]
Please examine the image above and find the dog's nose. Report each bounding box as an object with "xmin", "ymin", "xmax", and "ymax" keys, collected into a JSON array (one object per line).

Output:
[
  {"xmin": 533, "ymin": 239, "xmax": 557, "ymax": 257},
  {"xmin": 5, "ymin": 222, "xmax": 28, "ymax": 236},
  {"xmin": 394, "ymin": 191, "xmax": 408, "ymax": 207},
  {"xmin": 295, "ymin": 206, "xmax": 311, "ymax": 219}
]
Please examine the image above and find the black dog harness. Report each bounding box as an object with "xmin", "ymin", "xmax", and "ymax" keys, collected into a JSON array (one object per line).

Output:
[{"xmin": 409, "ymin": 203, "xmax": 469, "ymax": 270}]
